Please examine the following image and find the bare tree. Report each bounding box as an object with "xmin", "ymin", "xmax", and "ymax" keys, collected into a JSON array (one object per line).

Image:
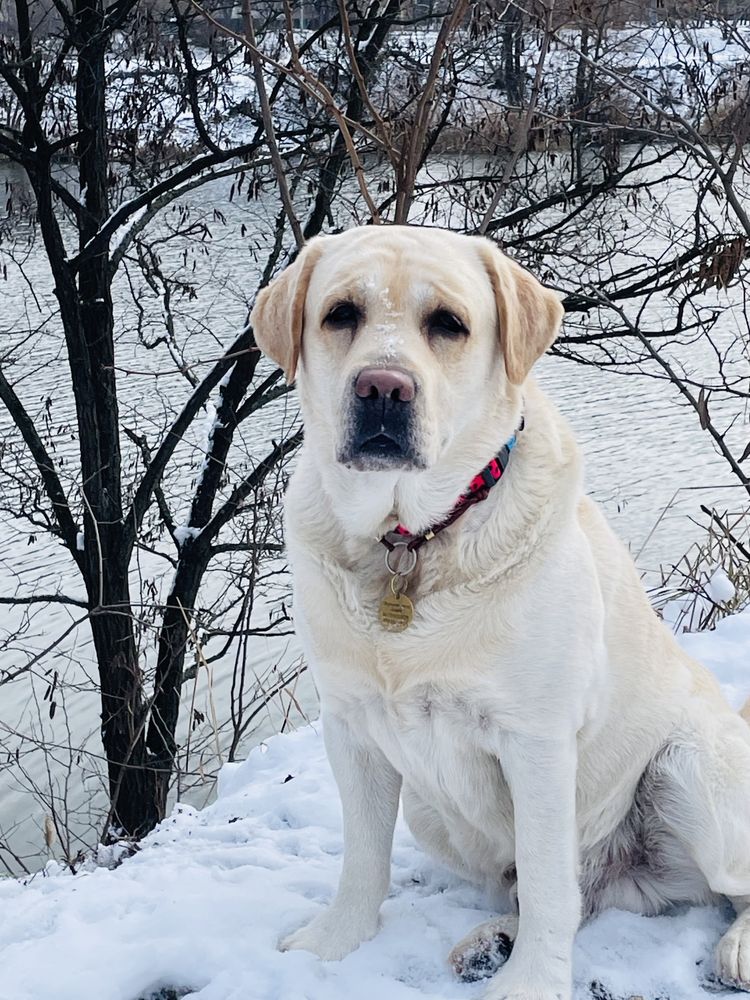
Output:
[{"xmin": 0, "ymin": 0, "xmax": 400, "ymax": 840}]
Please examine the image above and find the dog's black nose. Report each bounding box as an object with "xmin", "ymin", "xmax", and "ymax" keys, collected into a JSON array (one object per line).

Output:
[{"xmin": 354, "ymin": 367, "xmax": 416, "ymax": 403}]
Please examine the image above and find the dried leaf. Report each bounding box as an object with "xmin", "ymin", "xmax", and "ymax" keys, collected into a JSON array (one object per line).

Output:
[
  {"xmin": 44, "ymin": 815, "xmax": 56, "ymax": 850},
  {"xmin": 696, "ymin": 235, "xmax": 747, "ymax": 291},
  {"xmin": 697, "ymin": 388, "xmax": 711, "ymax": 430}
]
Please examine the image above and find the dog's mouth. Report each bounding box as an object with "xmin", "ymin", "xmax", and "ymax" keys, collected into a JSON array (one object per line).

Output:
[
  {"xmin": 339, "ymin": 428, "xmax": 423, "ymax": 471},
  {"xmin": 339, "ymin": 391, "xmax": 424, "ymax": 471},
  {"xmin": 358, "ymin": 432, "xmax": 404, "ymax": 458}
]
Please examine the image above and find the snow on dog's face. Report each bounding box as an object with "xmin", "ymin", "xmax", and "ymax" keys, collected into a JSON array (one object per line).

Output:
[{"xmin": 250, "ymin": 226, "xmax": 562, "ymax": 474}]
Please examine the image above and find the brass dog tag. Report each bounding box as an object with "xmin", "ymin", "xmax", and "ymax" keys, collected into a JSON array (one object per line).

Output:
[
  {"xmin": 379, "ymin": 590, "xmax": 414, "ymax": 631},
  {"xmin": 379, "ymin": 574, "xmax": 414, "ymax": 631}
]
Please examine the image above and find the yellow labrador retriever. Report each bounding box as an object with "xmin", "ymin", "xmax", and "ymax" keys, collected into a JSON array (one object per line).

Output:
[{"xmin": 250, "ymin": 225, "xmax": 750, "ymax": 1000}]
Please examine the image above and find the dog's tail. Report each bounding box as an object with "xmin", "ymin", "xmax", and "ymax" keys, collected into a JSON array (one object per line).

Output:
[{"xmin": 741, "ymin": 698, "xmax": 750, "ymax": 725}]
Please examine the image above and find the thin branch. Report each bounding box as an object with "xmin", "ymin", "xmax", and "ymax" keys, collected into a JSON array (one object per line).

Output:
[
  {"xmin": 0, "ymin": 614, "xmax": 90, "ymax": 687},
  {"xmin": 122, "ymin": 330, "xmax": 255, "ymax": 555},
  {"xmin": 210, "ymin": 542, "xmax": 285, "ymax": 555},
  {"xmin": 394, "ymin": 0, "xmax": 469, "ymax": 223},
  {"xmin": 201, "ymin": 427, "xmax": 304, "ymax": 545},
  {"xmin": 0, "ymin": 367, "xmax": 81, "ymax": 560},
  {"xmin": 336, "ymin": 0, "xmax": 395, "ymax": 167},
  {"xmin": 189, "ymin": 0, "xmax": 384, "ymax": 221},
  {"xmin": 592, "ymin": 290, "xmax": 750, "ymax": 498},
  {"xmin": 0, "ymin": 594, "xmax": 88, "ymax": 607},
  {"xmin": 244, "ymin": 1, "xmax": 304, "ymax": 248},
  {"xmin": 68, "ymin": 139, "xmax": 270, "ymax": 272}
]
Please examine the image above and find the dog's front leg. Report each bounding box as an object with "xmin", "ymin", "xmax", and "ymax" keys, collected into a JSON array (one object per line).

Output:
[
  {"xmin": 485, "ymin": 732, "xmax": 580, "ymax": 1000},
  {"xmin": 281, "ymin": 711, "xmax": 402, "ymax": 961}
]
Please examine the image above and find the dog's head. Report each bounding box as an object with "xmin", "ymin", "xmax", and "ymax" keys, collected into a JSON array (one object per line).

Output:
[{"xmin": 250, "ymin": 226, "xmax": 562, "ymax": 473}]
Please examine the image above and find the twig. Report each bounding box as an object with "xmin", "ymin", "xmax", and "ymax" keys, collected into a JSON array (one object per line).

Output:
[
  {"xmin": 700, "ymin": 504, "xmax": 750, "ymax": 563},
  {"xmin": 243, "ymin": 1, "xmax": 304, "ymax": 248}
]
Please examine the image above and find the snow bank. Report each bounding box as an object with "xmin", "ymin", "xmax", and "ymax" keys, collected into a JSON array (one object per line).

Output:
[{"xmin": 1, "ymin": 609, "xmax": 749, "ymax": 1000}]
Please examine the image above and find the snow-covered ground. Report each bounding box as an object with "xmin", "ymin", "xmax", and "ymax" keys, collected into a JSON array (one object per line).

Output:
[{"xmin": 1, "ymin": 608, "xmax": 749, "ymax": 1000}]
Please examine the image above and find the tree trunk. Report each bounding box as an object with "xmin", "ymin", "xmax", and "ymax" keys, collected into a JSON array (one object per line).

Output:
[
  {"xmin": 89, "ymin": 572, "xmax": 161, "ymax": 837},
  {"xmin": 72, "ymin": 0, "xmax": 160, "ymax": 837},
  {"xmin": 502, "ymin": 4, "xmax": 524, "ymax": 105},
  {"xmin": 147, "ymin": 552, "xmax": 211, "ymax": 814},
  {"xmin": 572, "ymin": 21, "xmax": 591, "ymax": 185}
]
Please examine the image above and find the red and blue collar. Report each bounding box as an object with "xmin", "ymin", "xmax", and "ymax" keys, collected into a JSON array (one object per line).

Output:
[{"xmin": 380, "ymin": 421, "xmax": 523, "ymax": 555}]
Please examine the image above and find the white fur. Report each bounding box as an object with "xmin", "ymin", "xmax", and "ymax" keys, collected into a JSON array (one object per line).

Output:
[{"xmin": 255, "ymin": 227, "xmax": 750, "ymax": 1000}]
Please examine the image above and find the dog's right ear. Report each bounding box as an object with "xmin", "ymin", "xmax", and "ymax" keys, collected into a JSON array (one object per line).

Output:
[{"xmin": 249, "ymin": 239, "xmax": 323, "ymax": 384}]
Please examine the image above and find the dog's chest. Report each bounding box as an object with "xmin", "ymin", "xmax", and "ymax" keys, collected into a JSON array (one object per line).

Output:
[
  {"xmin": 303, "ymin": 565, "xmax": 514, "ymax": 816},
  {"xmin": 352, "ymin": 685, "xmax": 514, "ymax": 831},
  {"xmin": 303, "ymin": 549, "xmax": 534, "ymax": 730},
  {"xmin": 311, "ymin": 546, "xmax": 515, "ymax": 679}
]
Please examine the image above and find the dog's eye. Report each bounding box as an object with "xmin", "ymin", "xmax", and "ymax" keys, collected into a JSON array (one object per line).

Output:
[
  {"xmin": 324, "ymin": 302, "xmax": 361, "ymax": 328},
  {"xmin": 427, "ymin": 310, "xmax": 468, "ymax": 338}
]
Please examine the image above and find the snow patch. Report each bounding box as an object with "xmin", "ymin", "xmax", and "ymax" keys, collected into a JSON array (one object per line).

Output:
[
  {"xmin": 174, "ymin": 524, "xmax": 202, "ymax": 547},
  {"xmin": 219, "ymin": 364, "xmax": 236, "ymax": 389},
  {"xmin": 706, "ymin": 567, "xmax": 736, "ymax": 605},
  {"xmin": 109, "ymin": 204, "xmax": 148, "ymax": 254},
  {"xmin": 379, "ymin": 287, "xmax": 394, "ymax": 312}
]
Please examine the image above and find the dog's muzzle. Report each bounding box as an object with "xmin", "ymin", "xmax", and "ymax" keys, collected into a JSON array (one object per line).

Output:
[{"xmin": 339, "ymin": 367, "xmax": 420, "ymax": 470}]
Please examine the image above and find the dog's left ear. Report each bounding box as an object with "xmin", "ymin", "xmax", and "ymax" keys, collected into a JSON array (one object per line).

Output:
[
  {"xmin": 479, "ymin": 241, "xmax": 564, "ymax": 386},
  {"xmin": 249, "ymin": 238, "xmax": 323, "ymax": 384}
]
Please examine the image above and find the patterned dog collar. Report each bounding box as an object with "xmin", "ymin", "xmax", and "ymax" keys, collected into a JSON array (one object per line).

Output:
[{"xmin": 380, "ymin": 419, "xmax": 524, "ymax": 556}]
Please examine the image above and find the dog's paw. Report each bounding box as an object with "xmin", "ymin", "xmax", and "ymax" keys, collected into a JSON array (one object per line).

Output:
[
  {"xmin": 479, "ymin": 959, "xmax": 571, "ymax": 1000},
  {"xmin": 449, "ymin": 914, "xmax": 518, "ymax": 982},
  {"xmin": 280, "ymin": 908, "xmax": 378, "ymax": 961},
  {"xmin": 715, "ymin": 917, "xmax": 750, "ymax": 990}
]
